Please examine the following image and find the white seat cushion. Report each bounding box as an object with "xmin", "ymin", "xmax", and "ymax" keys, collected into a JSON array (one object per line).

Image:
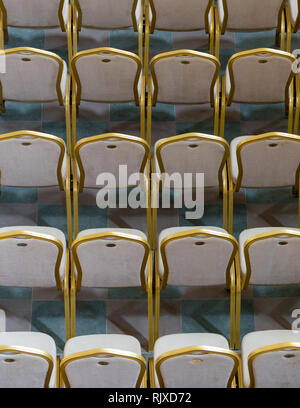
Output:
[{"xmin": 0, "ymin": 310, "xmax": 5, "ymax": 332}]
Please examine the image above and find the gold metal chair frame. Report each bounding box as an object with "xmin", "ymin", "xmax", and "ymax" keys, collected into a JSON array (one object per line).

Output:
[
  {"xmin": 228, "ymin": 132, "xmax": 300, "ymax": 234},
  {"xmin": 155, "ymin": 228, "xmax": 240, "ymax": 349},
  {"xmin": 149, "ymin": 345, "xmax": 241, "ymax": 388},
  {"xmin": 70, "ymin": 231, "xmax": 153, "ymax": 350},
  {"xmin": 220, "ymin": 48, "xmax": 297, "ymax": 138},
  {"xmin": 71, "ymin": 0, "xmax": 144, "ymax": 63},
  {"xmin": 214, "ymin": 0, "xmax": 291, "ymax": 59},
  {"xmin": 246, "ymin": 341, "xmax": 300, "ymax": 388},
  {"xmin": 72, "ymin": 133, "xmax": 152, "ymax": 246},
  {"xmin": 0, "ymin": 345, "xmax": 54, "ymax": 388},
  {"xmin": 0, "ymin": 130, "xmax": 73, "ymax": 245},
  {"xmin": 0, "ymin": 0, "xmax": 73, "ymax": 67},
  {"xmin": 60, "ymin": 347, "xmax": 147, "ymax": 388},
  {"xmin": 0, "ymin": 229, "xmax": 71, "ymax": 340},
  {"xmin": 147, "ymin": 50, "xmax": 220, "ymax": 145},
  {"xmin": 152, "ymin": 133, "xmax": 230, "ymax": 249},
  {"xmin": 71, "ymin": 47, "xmax": 145, "ymax": 149}
]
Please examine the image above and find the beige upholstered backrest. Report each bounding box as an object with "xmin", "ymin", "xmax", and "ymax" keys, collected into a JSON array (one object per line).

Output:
[
  {"xmin": 1, "ymin": 0, "xmax": 68, "ymax": 28},
  {"xmin": 151, "ymin": 51, "xmax": 219, "ymax": 105},
  {"xmin": 72, "ymin": 48, "xmax": 142, "ymax": 104},
  {"xmin": 0, "ymin": 132, "xmax": 66, "ymax": 187}
]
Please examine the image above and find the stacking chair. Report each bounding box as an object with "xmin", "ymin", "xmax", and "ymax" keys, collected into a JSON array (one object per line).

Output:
[
  {"xmin": 144, "ymin": 0, "xmax": 215, "ymax": 70},
  {"xmin": 229, "ymin": 132, "xmax": 300, "ymax": 234},
  {"xmin": 61, "ymin": 334, "xmax": 146, "ymax": 387},
  {"xmin": 0, "ymin": 130, "xmax": 72, "ymax": 245},
  {"xmin": 152, "ymin": 133, "xmax": 230, "ymax": 248},
  {"xmin": 150, "ymin": 333, "xmax": 240, "ymax": 388},
  {"xmin": 0, "ymin": 0, "xmax": 72, "ymax": 66},
  {"xmin": 241, "ymin": 330, "xmax": 300, "ymax": 388},
  {"xmin": 0, "ymin": 331, "xmax": 57, "ymax": 388},
  {"xmin": 147, "ymin": 50, "xmax": 220, "ymax": 145},
  {"xmin": 0, "ymin": 47, "xmax": 71, "ymax": 153},
  {"xmin": 0, "ymin": 226, "xmax": 71, "ymax": 340},
  {"xmin": 220, "ymin": 48, "xmax": 297, "ymax": 138},
  {"xmin": 71, "ymin": 47, "xmax": 145, "ymax": 148},
  {"xmin": 70, "ymin": 229, "xmax": 153, "ymax": 350},
  {"xmin": 236, "ymin": 228, "xmax": 300, "ymax": 349},
  {"xmin": 73, "ymin": 133, "xmax": 151, "ymax": 245},
  {"xmin": 155, "ymin": 227, "xmax": 239, "ymax": 348},
  {"xmin": 215, "ymin": 0, "xmax": 291, "ymax": 58},
  {"xmin": 72, "ymin": 0, "xmax": 144, "ymax": 62}
]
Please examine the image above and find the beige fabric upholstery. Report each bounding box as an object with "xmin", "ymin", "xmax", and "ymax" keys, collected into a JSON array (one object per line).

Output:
[
  {"xmin": 0, "ymin": 226, "xmax": 66, "ymax": 287},
  {"xmin": 230, "ymin": 135, "xmax": 300, "ymax": 187},
  {"xmin": 0, "ymin": 310, "xmax": 5, "ymax": 332},
  {"xmin": 153, "ymin": 54, "xmax": 217, "ymax": 104},
  {"xmin": 154, "ymin": 333, "xmax": 233, "ymax": 388},
  {"xmin": 289, "ymin": 0, "xmax": 299, "ymax": 27},
  {"xmin": 242, "ymin": 330, "xmax": 300, "ymax": 388},
  {"xmin": 0, "ymin": 52, "xmax": 67, "ymax": 102},
  {"xmin": 239, "ymin": 227, "xmax": 300, "ymax": 285},
  {"xmin": 158, "ymin": 226, "xmax": 234, "ymax": 286},
  {"xmin": 150, "ymin": 0, "xmax": 210, "ymax": 31},
  {"xmin": 218, "ymin": 0, "xmax": 284, "ymax": 30},
  {"xmin": 77, "ymin": 138, "xmax": 147, "ymax": 188},
  {"xmin": 78, "ymin": 0, "xmax": 141, "ymax": 29},
  {"xmin": 154, "ymin": 138, "xmax": 226, "ymax": 187},
  {"xmin": 0, "ymin": 331, "xmax": 56, "ymax": 388},
  {"xmin": 0, "ymin": 135, "xmax": 66, "ymax": 187},
  {"xmin": 75, "ymin": 228, "xmax": 148, "ymax": 288},
  {"xmin": 74, "ymin": 52, "xmax": 140, "ymax": 102},
  {"xmin": 63, "ymin": 334, "xmax": 142, "ymax": 388},
  {"xmin": 2, "ymin": 0, "xmax": 68, "ymax": 28},
  {"xmin": 226, "ymin": 53, "xmax": 293, "ymax": 103}
]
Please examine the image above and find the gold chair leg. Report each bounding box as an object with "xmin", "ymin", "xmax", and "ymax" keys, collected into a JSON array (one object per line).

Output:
[
  {"xmin": 229, "ymin": 263, "xmax": 236, "ymax": 349},
  {"xmin": 288, "ymin": 80, "xmax": 294, "ymax": 134},
  {"xmin": 147, "ymin": 253, "xmax": 154, "ymax": 351},
  {"xmin": 72, "ymin": 6, "xmax": 78, "ymax": 55},
  {"xmin": 154, "ymin": 251, "xmax": 161, "ymax": 342},
  {"xmin": 220, "ymin": 75, "xmax": 226, "ymax": 138},
  {"xmin": 294, "ymin": 75, "xmax": 300, "ymax": 134},
  {"xmin": 71, "ymin": 81, "xmax": 77, "ymax": 152},
  {"xmin": 70, "ymin": 262, "xmax": 76, "ymax": 338},
  {"xmin": 149, "ymin": 357, "xmax": 155, "ymax": 388},
  {"xmin": 285, "ymin": 6, "xmax": 292, "ymax": 53},
  {"xmin": 56, "ymin": 356, "xmax": 61, "ymax": 388},
  {"xmin": 0, "ymin": 16, "xmax": 4, "ymax": 49},
  {"xmin": 73, "ymin": 178, "xmax": 79, "ymax": 238},
  {"xmin": 214, "ymin": 77, "xmax": 220, "ymax": 136},
  {"xmin": 222, "ymin": 167, "xmax": 228, "ymax": 231},
  {"xmin": 146, "ymin": 164, "xmax": 153, "ymax": 249},
  {"xmin": 144, "ymin": 2, "xmax": 150, "ymax": 81},
  {"xmin": 209, "ymin": 5, "xmax": 215, "ymax": 55},
  {"xmin": 140, "ymin": 75, "xmax": 146, "ymax": 140},
  {"xmin": 65, "ymin": 74, "xmax": 72, "ymax": 156},
  {"xmin": 151, "ymin": 160, "xmax": 159, "ymax": 250},
  {"xmin": 235, "ymin": 259, "xmax": 241, "ymax": 350},
  {"xmin": 64, "ymin": 251, "xmax": 71, "ymax": 341},
  {"xmin": 214, "ymin": 6, "xmax": 220, "ymax": 60},
  {"xmin": 228, "ymin": 161, "xmax": 234, "ymax": 235},
  {"xmin": 280, "ymin": 9, "xmax": 286, "ymax": 51},
  {"xmin": 147, "ymin": 78, "xmax": 152, "ymax": 146},
  {"xmin": 65, "ymin": 156, "xmax": 73, "ymax": 246},
  {"xmin": 67, "ymin": 4, "xmax": 73, "ymax": 69},
  {"xmin": 138, "ymin": 16, "xmax": 143, "ymax": 67}
]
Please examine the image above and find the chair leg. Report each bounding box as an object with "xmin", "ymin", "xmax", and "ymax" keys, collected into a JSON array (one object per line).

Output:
[
  {"xmin": 280, "ymin": 8, "xmax": 286, "ymax": 51},
  {"xmin": 64, "ymin": 251, "xmax": 71, "ymax": 341},
  {"xmin": 222, "ymin": 167, "xmax": 228, "ymax": 231},
  {"xmin": 154, "ymin": 251, "xmax": 161, "ymax": 342},
  {"xmin": 146, "ymin": 165, "xmax": 153, "ymax": 249},
  {"xmin": 147, "ymin": 254, "xmax": 154, "ymax": 351},
  {"xmin": 214, "ymin": 77, "xmax": 220, "ymax": 136},
  {"xmin": 0, "ymin": 17, "xmax": 4, "ymax": 49},
  {"xmin": 72, "ymin": 7, "xmax": 78, "ymax": 55},
  {"xmin": 67, "ymin": 4, "xmax": 73, "ymax": 69},
  {"xmin": 70, "ymin": 263, "xmax": 76, "ymax": 338},
  {"xmin": 228, "ymin": 180, "xmax": 234, "ymax": 235},
  {"xmin": 229, "ymin": 263, "xmax": 236, "ymax": 349},
  {"xmin": 147, "ymin": 80, "xmax": 152, "ymax": 146},
  {"xmin": 214, "ymin": 6, "xmax": 220, "ymax": 60},
  {"xmin": 140, "ymin": 75, "xmax": 146, "ymax": 140},
  {"xmin": 285, "ymin": 6, "xmax": 292, "ymax": 53},
  {"xmin": 73, "ymin": 180, "xmax": 79, "ymax": 238},
  {"xmin": 220, "ymin": 75, "xmax": 226, "ymax": 138},
  {"xmin": 138, "ymin": 18, "xmax": 143, "ymax": 66},
  {"xmin": 144, "ymin": 3, "xmax": 150, "ymax": 81},
  {"xmin": 71, "ymin": 82, "xmax": 77, "ymax": 152},
  {"xmin": 65, "ymin": 163, "xmax": 73, "ymax": 246},
  {"xmin": 209, "ymin": 6, "xmax": 215, "ymax": 55},
  {"xmin": 294, "ymin": 76, "xmax": 300, "ymax": 134},
  {"xmin": 235, "ymin": 258, "xmax": 241, "ymax": 350},
  {"xmin": 288, "ymin": 81, "xmax": 294, "ymax": 134},
  {"xmin": 65, "ymin": 75, "xmax": 72, "ymax": 156}
]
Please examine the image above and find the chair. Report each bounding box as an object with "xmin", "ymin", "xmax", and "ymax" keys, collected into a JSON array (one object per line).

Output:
[
  {"xmin": 150, "ymin": 333, "xmax": 240, "ymax": 388},
  {"xmin": 236, "ymin": 228, "xmax": 300, "ymax": 348},
  {"xmin": 72, "ymin": 0, "xmax": 144, "ymax": 62},
  {"xmin": 229, "ymin": 132, "xmax": 300, "ymax": 234},
  {"xmin": 0, "ymin": 331, "xmax": 57, "ymax": 388},
  {"xmin": 152, "ymin": 133, "xmax": 230, "ymax": 248},
  {"xmin": 147, "ymin": 50, "xmax": 220, "ymax": 145},
  {"xmin": 215, "ymin": 0, "xmax": 291, "ymax": 58},
  {"xmin": 70, "ymin": 229, "xmax": 153, "ymax": 350},
  {"xmin": 144, "ymin": 0, "xmax": 215, "ymax": 70},
  {"xmin": 155, "ymin": 227, "xmax": 239, "ymax": 348},
  {"xmin": 71, "ymin": 47, "xmax": 145, "ymax": 148},
  {"xmin": 60, "ymin": 334, "xmax": 146, "ymax": 388},
  {"xmin": 220, "ymin": 48, "xmax": 297, "ymax": 138},
  {"xmin": 0, "ymin": 0, "xmax": 72, "ymax": 66},
  {"xmin": 73, "ymin": 133, "xmax": 151, "ymax": 245},
  {"xmin": 0, "ymin": 47, "xmax": 71, "ymax": 153},
  {"xmin": 0, "ymin": 226, "xmax": 71, "ymax": 340},
  {"xmin": 241, "ymin": 330, "xmax": 300, "ymax": 388},
  {"xmin": 0, "ymin": 130, "xmax": 72, "ymax": 245}
]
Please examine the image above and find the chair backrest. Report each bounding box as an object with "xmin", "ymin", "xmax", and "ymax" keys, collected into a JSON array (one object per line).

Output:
[
  {"xmin": 234, "ymin": 133, "xmax": 300, "ymax": 189},
  {"xmin": 74, "ymin": 0, "xmax": 141, "ymax": 30},
  {"xmin": 0, "ymin": 48, "xmax": 66, "ymax": 103},
  {"xmin": 0, "ymin": 0, "xmax": 67, "ymax": 28},
  {"xmin": 0, "ymin": 131, "xmax": 66, "ymax": 188},
  {"xmin": 155, "ymin": 133, "xmax": 229, "ymax": 188},
  {"xmin": 148, "ymin": 0, "xmax": 213, "ymax": 31},
  {"xmin": 71, "ymin": 47, "xmax": 142, "ymax": 104},
  {"xmin": 226, "ymin": 49, "xmax": 295, "ymax": 104},
  {"xmin": 72, "ymin": 231, "xmax": 151, "ymax": 289},
  {"xmin": 160, "ymin": 229, "xmax": 238, "ymax": 286},
  {"xmin": 242, "ymin": 229, "xmax": 300, "ymax": 286},
  {"xmin": 219, "ymin": 0, "xmax": 286, "ymax": 32},
  {"xmin": 74, "ymin": 134, "xmax": 149, "ymax": 189},
  {"xmin": 61, "ymin": 347, "xmax": 146, "ymax": 388},
  {"xmin": 288, "ymin": 0, "xmax": 300, "ymax": 30},
  {"xmin": 150, "ymin": 50, "xmax": 219, "ymax": 105},
  {"xmin": 155, "ymin": 345, "xmax": 239, "ymax": 388},
  {"xmin": 0, "ymin": 229, "xmax": 65, "ymax": 289},
  {"xmin": 247, "ymin": 342, "xmax": 300, "ymax": 388}
]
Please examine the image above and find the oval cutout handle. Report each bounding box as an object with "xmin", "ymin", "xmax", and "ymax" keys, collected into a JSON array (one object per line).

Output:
[
  {"xmin": 107, "ymin": 145, "xmax": 117, "ymax": 149},
  {"xmin": 98, "ymin": 361, "xmax": 109, "ymax": 366},
  {"xmin": 17, "ymin": 243, "xmax": 28, "ymax": 247},
  {"xmin": 195, "ymin": 241, "xmax": 205, "ymax": 246},
  {"xmin": 258, "ymin": 59, "xmax": 268, "ymax": 64},
  {"xmin": 4, "ymin": 359, "xmax": 15, "ymax": 363},
  {"xmin": 278, "ymin": 241, "xmax": 288, "ymax": 246},
  {"xmin": 21, "ymin": 58, "xmax": 31, "ymax": 62},
  {"xmin": 106, "ymin": 243, "xmax": 116, "ymax": 248},
  {"xmin": 102, "ymin": 59, "xmax": 111, "ymax": 63},
  {"xmin": 181, "ymin": 60, "xmax": 190, "ymax": 65}
]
